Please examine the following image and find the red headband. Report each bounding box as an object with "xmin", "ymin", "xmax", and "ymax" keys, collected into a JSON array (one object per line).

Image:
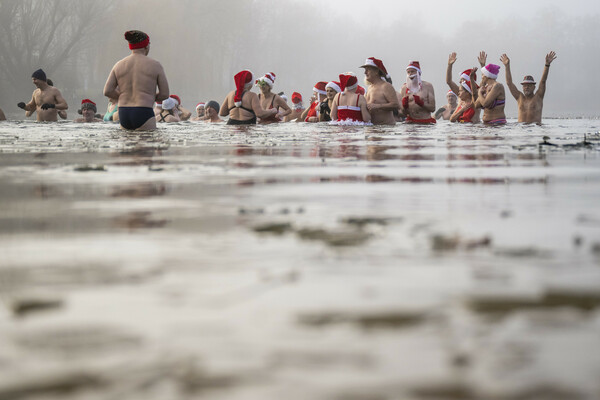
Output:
[{"xmin": 129, "ymin": 36, "xmax": 150, "ymax": 50}]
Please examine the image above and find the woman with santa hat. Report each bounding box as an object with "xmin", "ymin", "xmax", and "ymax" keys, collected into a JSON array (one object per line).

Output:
[
  {"xmin": 256, "ymin": 72, "xmax": 291, "ymax": 124},
  {"xmin": 470, "ymin": 62, "xmax": 506, "ymax": 125},
  {"xmin": 219, "ymin": 70, "xmax": 278, "ymax": 125},
  {"xmin": 330, "ymin": 72, "xmax": 371, "ymax": 123},
  {"xmin": 301, "ymin": 81, "xmax": 328, "ymax": 122}
]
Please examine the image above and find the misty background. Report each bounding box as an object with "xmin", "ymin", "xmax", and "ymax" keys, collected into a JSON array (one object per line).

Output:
[{"xmin": 1, "ymin": 0, "xmax": 599, "ymax": 118}]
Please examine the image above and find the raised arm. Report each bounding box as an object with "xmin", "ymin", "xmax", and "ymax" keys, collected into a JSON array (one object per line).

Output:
[
  {"xmin": 446, "ymin": 52, "xmax": 460, "ymax": 94},
  {"xmin": 537, "ymin": 51, "xmax": 556, "ymax": 98},
  {"xmin": 500, "ymin": 54, "xmax": 521, "ymax": 101},
  {"xmin": 469, "ymin": 68, "xmax": 479, "ymax": 105}
]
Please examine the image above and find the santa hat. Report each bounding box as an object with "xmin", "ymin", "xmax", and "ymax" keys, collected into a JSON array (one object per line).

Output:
[
  {"xmin": 326, "ymin": 81, "xmax": 341, "ymax": 93},
  {"xmin": 447, "ymin": 90, "xmax": 457, "ymax": 98},
  {"xmin": 339, "ymin": 72, "xmax": 358, "ymax": 91},
  {"xmin": 461, "ymin": 69, "xmax": 476, "ymax": 82},
  {"xmin": 313, "ymin": 81, "xmax": 328, "ymax": 96},
  {"xmin": 256, "ymin": 72, "xmax": 276, "ymax": 88},
  {"xmin": 196, "ymin": 102, "xmax": 205, "ymax": 111},
  {"xmin": 169, "ymin": 94, "xmax": 181, "ymax": 106},
  {"xmin": 291, "ymin": 92, "xmax": 303, "ymax": 104},
  {"xmin": 482, "ymin": 64, "xmax": 500, "ymax": 80},
  {"xmin": 162, "ymin": 97, "xmax": 177, "ymax": 110},
  {"xmin": 360, "ymin": 57, "xmax": 390, "ymax": 80},
  {"xmin": 356, "ymin": 85, "xmax": 366, "ymax": 95},
  {"xmin": 521, "ymin": 75, "xmax": 536, "ymax": 85},
  {"xmin": 80, "ymin": 99, "xmax": 97, "ymax": 112},
  {"xmin": 234, "ymin": 70, "xmax": 253, "ymax": 107},
  {"xmin": 406, "ymin": 61, "xmax": 421, "ymax": 74},
  {"xmin": 461, "ymin": 80, "xmax": 473, "ymax": 94},
  {"xmin": 124, "ymin": 30, "xmax": 150, "ymax": 50}
]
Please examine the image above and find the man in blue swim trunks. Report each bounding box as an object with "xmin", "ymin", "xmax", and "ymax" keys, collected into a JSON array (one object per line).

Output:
[{"xmin": 103, "ymin": 30, "xmax": 170, "ymax": 130}]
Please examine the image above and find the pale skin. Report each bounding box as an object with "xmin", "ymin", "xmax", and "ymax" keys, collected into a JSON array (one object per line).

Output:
[
  {"xmin": 21, "ymin": 78, "xmax": 68, "ymax": 122},
  {"xmin": 105, "ymin": 97, "xmax": 120, "ymax": 122},
  {"xmin": 435, "ymin": 92, "xmax": 458, "ymax": 120},
  {"xmin": 191, "ymin": 106, "xmax": 205, "ymax": 121},
  {"xmin": 103, "ymin": 45, "xmax": 170, "ymax": 130},
  {"xmin": 300, "ymin": 93, "xmax": 326, "ymax": 122},
  {"xmin": 204, "ymin": 106, "xmax": 223, "ymax": 123},
  {"xmin": 330, "ymin": 89, "xmax": 371, "ymax": 122},
  {"xmin": 74, "ymin": 107, "xmax": 102, "ymax": 123},
  {"xmin": 257, "ymin": 82, "xmax": 291, "ymax": 123},
  {"xmin": 500, "ymin": 51, "xmax": 556, "ymax": 124},
  {"xmin": 470, "ymin": 65, "xmax": 506, "ymax": 123},
  {"xmin": 362, "ymin": 66, "xmax": 399, "ymax": 125},
  {"xmin": 283, "ymin": 104, "xmax": 304, "ymax": 122},
  {"xmin": 157, "ymin": 108, "xmax": 180, "ymax": 123},
  {"xmin": 219, "ymin": 84, "xmax": 277, "ymax": 121},
  {"xmin": 399, "ymin": 70, "xmax": 436, "ymax": 120},
  {"xmin": 446, "ymin": 52, "xmax": 479, "ymax": 123}
]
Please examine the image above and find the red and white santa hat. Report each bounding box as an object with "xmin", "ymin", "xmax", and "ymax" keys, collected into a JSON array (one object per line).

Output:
[
  {"xmin": 406, "ymin": 61, "xmax": 421, "ymax": 74},
  {"xmin": 313, "ymin": 81, "xmax": 328, "ymax": 96},
  {"xmin": 169, "ymin": 94, "xmax": 181, "ymax": 106},
  {"xmin": 461, "ymin": 80, "xmax": 473, "ymax": 94},
  {"xmin": 234, "ymin": 70, "xmax": 254, "ymax": 107},
  {"xmin": 256, "ymin": 72, "xmax": 276, "ymax": 88},
  {"xmin": 360, "ymin": 57, "xmax": 390, "ymax": 81},
  {"xmin": 339, "ymin": 72, "xmax": 358, "ymax": 91},
  {"xmin": 356, "ymin": 85, "xmax": 366, "ymax": 95},
  {"xmin": 326, "ymin": 81, "xmax": 341, "ymax": 93},
  {"xmin": 291, "ymin": 92, "xmax": 302, "ymax": 104},
  {"xmin": 461, "ymin": 69, "xmax": 476, "ymax": 82},
  {"xmin": 482, "ymin": 64, "xmax": 500, "ymax": 80},
  {"xmin": 196, "ymin": 102, "xmax": 205, "ymax": 111},
  {"xmin": 447, "ymin": 90, "xmax": 457, "ymax": 97}
]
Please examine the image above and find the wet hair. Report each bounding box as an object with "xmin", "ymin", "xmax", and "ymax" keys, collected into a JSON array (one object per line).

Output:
[
  {"xmin": 46, "ymin": 79, "xmax": 54, "ymax": 86},
  {"xmin": 206, "ymin": 100, "xmax": 220, "ymax": 112},
  {"xmin": 124, "ymin": 30, "xmax": 148, "ymax": 44}
]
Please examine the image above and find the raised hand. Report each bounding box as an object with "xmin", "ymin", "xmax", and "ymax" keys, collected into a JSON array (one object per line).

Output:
[
  {"xmin": 500, "ymin": 54, "xmax": 510, "ymax": 66},
  {"xmin": 17, "ymin": 102, "xmax": 26, "ymax": 109},
  {"xmin": 478, "ymin": 51, "xmax": 487, "ymax": 67},
  {"xmin": 41, "ymin": 103, "xmax": 55, "ymax": 110},
  {"xmin": 448, "ymin": 52, "xmax": 457, "ymax": 65},
  {"xmin": 545, "ymin": 51, "xmax": 557, "ymax": 65},
  {"xmin": 469, "ymin": 67, "xmax": 478, "ymax": 80}
]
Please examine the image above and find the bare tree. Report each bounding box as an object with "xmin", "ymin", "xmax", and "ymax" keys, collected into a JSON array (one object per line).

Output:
[{"xmin": 0, "ymin": 0, "xmax": 115, "ymax": 106}]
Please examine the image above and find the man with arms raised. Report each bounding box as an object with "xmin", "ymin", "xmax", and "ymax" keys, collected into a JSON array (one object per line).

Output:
[
  {"xmin": 360, "ymin": 57, "xmax": 399, "ymax": 125},
  {"xmin": 400, "ymin": 61, "xmax": 436, "ymax": 124},
  {"xmin": 103, "ymin": 30, "xmax": 169, "ymax": 131},
  {"xmin": 500, "ymin": 51, "xmax": 557, "ymax": 124},
  {"xmin": 17, "ymin": 69, "xmax": 68, "ymax": 122}
]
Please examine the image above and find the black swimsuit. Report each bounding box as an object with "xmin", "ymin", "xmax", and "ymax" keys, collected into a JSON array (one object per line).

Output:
[
  {"xmin": 227, "ymin": 92, "xmax": 256, "ymax": 125},
  {"xmin": 118, "ymin": 107, "xmax": 155, "ymax": 130}
]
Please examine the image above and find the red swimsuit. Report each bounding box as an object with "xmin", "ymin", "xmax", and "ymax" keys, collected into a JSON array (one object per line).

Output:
[{"xmin": 336, "ymin": 94, "xmax": 363, "ymax": 122}]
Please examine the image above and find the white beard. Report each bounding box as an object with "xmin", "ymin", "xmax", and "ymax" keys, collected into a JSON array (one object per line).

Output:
[{"xmin": 406, "ymin": 73, "xmax": 422, "ymax": 94}]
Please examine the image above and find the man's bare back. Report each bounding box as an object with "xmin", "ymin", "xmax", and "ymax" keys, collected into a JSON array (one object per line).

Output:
[{"xmin": 103, "ymin": 30, "xmax": 169, "ymax": 130}]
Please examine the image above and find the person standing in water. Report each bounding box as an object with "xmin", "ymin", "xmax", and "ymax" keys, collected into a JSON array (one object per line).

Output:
[
  {"xmin": 435, "ymin": 90, "xmax": 458, "ymax": 120},
  {"xmin": 360, "ymin": 57, "xmax": 399, "ymax": 125},
  {"xmin": 256, "ymin": 72, "xmax": 291, "ymax": 123},
  {"xmin": 445, "ymin": 52, "xmax": 480, "ymax": 123},
  {"xmin": 17, "ymin": 69, "xmax": 68, "ymax": 122},
  {"xmin": 219, "ymin": 70, "xmax": 277, "ymax": 125},
  {"xmin": 320, "ymin": 81, "xmax": 341, "ymax": 122},
  {"xmin": 103, "ymin": 30, "xmax": 170, "ymax": 130},
  {"xmin": 400, "ymin": 61, "xmax": 436, "ymax": 124},
  {"xmin": 470, "ymin": 62, "xmax": 506, "ymax": 125},
  {"xmin": 283, "ymin": 92, "xmax": 304, "ymax": 122},
  {"xmin": 500, "ymin": 51, "xmax": 557, "ymax": 124}
]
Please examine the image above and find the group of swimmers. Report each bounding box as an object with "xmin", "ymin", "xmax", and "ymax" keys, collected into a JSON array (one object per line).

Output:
[{"xmin": 0, "ymin": 29, "xmax": 556, "ymax": 129}]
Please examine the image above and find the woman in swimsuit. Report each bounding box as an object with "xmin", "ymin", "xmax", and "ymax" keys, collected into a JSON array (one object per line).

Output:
[
  {"xmin": 156, "ymin": 97, "xmax": 180, "ymax": 123},
  {"xmin": 470, "ymin": 64, "xmax": 507, "ymax": 125},
  {"xmin": 319, "ymin": 81, "xmax": 341, "ymax": 122},
  {"xmin": 330, "ymin": 73, "xmax": 371, "ymax": 123},
  {"xmin": 256, "ymin": 73, "xmax": 291, "ymax": 124},
  {"xmin": 450, "ymin": 82, "xmax": 479, "ymax": 123},
  {"xmin": 219, "ymin": 70, "xmax": 277, "ymax": 125},
  {"xmin": 104, "ymin": 95, "xmax": 120, "ymax": 122}
]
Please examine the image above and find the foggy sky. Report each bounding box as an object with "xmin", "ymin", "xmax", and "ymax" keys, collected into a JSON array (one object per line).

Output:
[{"xmin": 2, "ymin": 0, "xmax": 599, "ymax": 118}]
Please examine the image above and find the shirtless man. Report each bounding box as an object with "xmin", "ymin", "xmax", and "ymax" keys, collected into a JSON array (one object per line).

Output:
[
  {"xmin": 204, "ymin": 101, "xmax": 223, "ymax": 123},
  {"xmin": 74, "ymin": 99, "xmax": 102, "ymax": 123},
  {"xmin": 17, "ymin": 69, "xmax": 68, "ymax": 122},
  {"xmin": 360, "ymin": 57, "xmax": 399, "ymax": 125},
  {"xmin": 103, "ymin": 30, "xmax": 169, "ymax": 130},
  {"xmin": 191, "ymin": 102, "xmax": 205, "ymax": 121},
  {"xmin": 399, "ymin": 61, "xmax": 436, "ymax": 124},
  {"xmin": 470, "ymin": 62, "xmax": 506, "ymax": 125},
  {"xmin": 500, "ymin": 51, "xmax": 557, "ymax": 124},
  {"xmin": 283, "ymin": 92, "xmax": 304, "ymax": 122},
  {"xmin": 435, "ymin": 91, "xmax": 458, "ymax": 120}
]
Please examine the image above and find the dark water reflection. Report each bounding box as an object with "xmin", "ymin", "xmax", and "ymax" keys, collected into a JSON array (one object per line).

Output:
[{"xmin": 0, "ymin": 119, "xmax": 600, "ymax": 399}]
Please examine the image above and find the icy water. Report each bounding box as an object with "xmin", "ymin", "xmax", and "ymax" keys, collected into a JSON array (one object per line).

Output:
[{"xmin": 1, "ymin": 119, "xmax": 600, "ymax": 399}]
